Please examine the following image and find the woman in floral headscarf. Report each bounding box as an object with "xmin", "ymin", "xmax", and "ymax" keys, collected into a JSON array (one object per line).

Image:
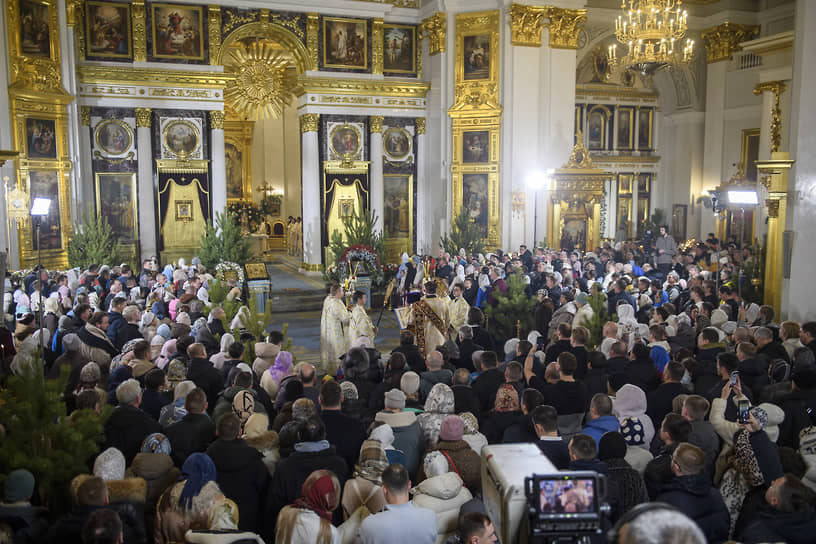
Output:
[
  {"xmin": 341, "ymin": 439, "xmax": 388, "ymax": 519},
  {"xmin": 417, "ymin": 383, "xmax": 455, "ymax": 450},
  {"xmin": 480, "ymin": 384, "xmax": 522, "ymax": 444},
  {"xmin": 276, "ymin": 469, "xmax": 342, "ymax": 544}
]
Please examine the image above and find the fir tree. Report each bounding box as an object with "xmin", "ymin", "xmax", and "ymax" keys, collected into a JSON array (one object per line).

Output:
[
  {"xmin": 440, "ymin": 209, "xmax": 485, "ymax": 257},
  {"xmin": 0, "ymin": 364, "xmax": 107, "ymax": 506},
  {"xmin": 577, "ymin": 284, "xmax": 610, "ymax": 350},
  {"xmin": 484, "ymin": 273, "xmax": 536, "ymax": 341},
  {"xmin": 67, "ymin": 207, "xmax": 122, "ymax": 270},
  {"xmin": 199, "ymin": 211, "xmax": 253, "ymax": 270}
]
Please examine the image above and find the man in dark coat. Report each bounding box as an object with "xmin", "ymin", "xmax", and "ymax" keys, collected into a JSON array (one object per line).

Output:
[
  {"xmin": 775, "ymin": 367, "xmax": 816, "ymax": 449},
  {"xmin": 467, "ymin": 307, "xmax": 494, "ymax": 351},
  {"xmin": 502, "ymin": 388, "xmax": 543, "ymax": 444},
  {"xmin": 471, "ymin": 351, "xmax": 505, "ymax": 412},
  {"xmin": 455, "ymin": 325, "xmax": 482, "ymax": 372},
  {"xmin": 645, "ymin": 414, "xmax": 691, "ymax": 499},
  {"xmin": 186, "ymin": 342, "xmax": 224, "ymax": 411},
  {"xmin": 263, "ymin": 417, "xmax": 348, "ymax": 541},
  {"xmin": 319, "ymin": 380, "xmax": 366, "ymax": 470},
  {"xmin": 114, "ymin": 306, "xmax": 144, "ymax": 351},
  {"xmin": 656, "ymin": 442, "xmax": 729, "ymax": 542},
  {"xmin": 105, "ymin": 296, "xmax": 126, "ymax": 344},
  {"xmin": 741, "ymin": 474, "xmax": 816, "ymax": 544},
  {"xmin": 452, "ymin": 368, "xmax": 482, "ymax": 416},
  {"xmin": 104, "ymin": 378, "xmax": 162, "ymax": 465},
  {"xmin": 646, "ymin": 362, "xmax": 688, "ymax": 433},
  {"xmin": 391, "ymin": 330, "xmax": 426, "ymax": 373},
  {"xmin": 206, "ymin": 414, "xmax": 269, "ymax": 533},
  {"xmin": 164, "ymin": 387, "xmax": 216, "ymax": 466}
]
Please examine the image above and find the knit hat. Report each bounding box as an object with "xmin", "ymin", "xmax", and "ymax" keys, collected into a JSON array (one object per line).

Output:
[
  {"xmin": 232, "ymin": 390, "xmax": 255, "ymax": 428},
  {"xmin": 575, "ymin": 292, "xmax": 588, "ymax": 306},
  {"xmin": 62, "ymin": 333, "xmax": 81, "ymax": 352},
  {"xmin": 750, "ymin": 406, "xmax": 769, "ymax": 429},
  {"xmin": 598, "ymin": 431, "xmax": 628, "ymax": 461},
  {"xmin": 141, "ymin": 433, "xmax": 172, "ymax": 455},
  {"xmin": 721, "ymin": 321, "xmax": 737, "ymax": 335},
  {"xmin": 620, "ymin": 417, "xmax": 646, "ymax": 446},
  {"xmin": 340, "ymin": 381, "xmax": 359, "ymax": 401},
  {"xmin": 243, "ymin": 413, "xmax": 271, "ymax": 439},
  {"xmin": 80, "ymin": 362, "xmax": 101, "ymax": 383},
  {"xmin": 3, "ymin": 469, "xmax": 35, "ymax": 502},
  {"xmin": 460, "ymin": 412, "xmax": 479, "ymax": 434},
  {"xmin": 140, "ymin": 312, "xmax": 155, "ymax": 330},
  {"xmin": 439, "ymin": 415, "xmax": 464, "ymax": 441},
  {"xmin": 156, "ymin": 323, "xmax": 171, "ymax": 340},
  {"xmin": 400, "ymin": 371, "xmax": 420, "ymax": 396},
  {"xmin": 384, "ymin": 388, "xmax": 406, "ymax": 410},
  {"xmin": 93, "ymin": 447, "xmax": 126, "ymax": 481},
  {"xmin": 176, "ymin": 312, "xmax": 191, "ymax": 326}
]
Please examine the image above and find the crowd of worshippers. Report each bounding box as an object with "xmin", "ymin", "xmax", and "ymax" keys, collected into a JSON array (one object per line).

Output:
[{"xmin": 0, "ymin": 226, "xmax": 815, "ymax": 543}]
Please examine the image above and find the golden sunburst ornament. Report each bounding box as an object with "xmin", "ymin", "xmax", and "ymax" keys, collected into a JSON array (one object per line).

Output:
[{"xmin": 224, "ymin": 40, "xmax": 297, "ymax": 120}]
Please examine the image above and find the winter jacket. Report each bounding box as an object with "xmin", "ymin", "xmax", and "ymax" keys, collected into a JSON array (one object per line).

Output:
[
  {"xmin": 206, "ymin": 438, "xmax": 270, "ymax": 532},
  {"xmin": 655, "ymin": 234, "xmax": 677, "ymax": 265},
  {"xmin": 646, "ymin": 382, "xmax": 688, "ymax": 432},
  {"xmin": 644, "ymin": 443, "xmax": 678, "ymax": 500},
  {"xmin": 710, "ymin": 398, "xmax": 784, "ymax": 446},
  {"xmin": 420, "ymin": 369, "xmax": 454, "ymax": 401},
  {"xmin": 115, "ymin": 322, "xmax": 144, "ymax": 351},
  {"xmin": 76, "ymin": 323, "xmax": 118, "ymax": 374},
  {"xmin": 481, "ymin": 410, "xmax": 522, "ymax": 445},
  {"xmin": 0, "ymin": 503, "xmax": 49, "ymax": 544},
  {"xmin": 430, "ymin": 440, "xmax": 482, "ymax": 495},
  {"xmin": 471, "ymin": 368, "xmax": 505, "ymax": 413},
  {"xmin": 412, "ymin": 472, "xmax": 473, "ymax": 543},
  {"xmin": 187, "ymin": 357, "xmax": 224, "ymax": 412},
  {"xmin": 604, "ymin": 458, "xmax": 649, "ymax": 523},
  {"xmin": 625, "ymin": 357, "xmax": 660, "ymax": 393},
  {"xmin": 774, "ymin": 387, "xmax": 816, "ymax": 449},
  {"xmin": 581, "ymin": 415, "xmax": 620, "ymax": 446},
  {"xmin": 164, "ymin": 412, "xmax": 216, "ymax": 467},
  {"xmin": 104, "ymin": 404, "xmax": 163, "ymax": 465},
  {"xmin": 657, "ymin": 474, "xmax": 730, "ymax": 543},
  {"xmin": 126, "ymin": 452, "xmax": 180, "ymax": 530},
  {"xmin": 452, "ymin": 385, "xmax": 481, "ymax": 417},
  {"xmin": 375, "ymin": 410, "xmax": 424, "ymax": 478},
  {"xmin": 502, "ymin": 413, "xmax": 538, "ymax": 444},
  {"xmin": 392, "ymin": 344, "xmax": 427, "ymax": 373},
  {"xmin": 743, "ymin": 508, "xmax": 816, "ymax": 544},
  {"xmin": 323, "ymin": 409, "xmax": 368, "ymax": 471},
  {"xmin": 106, "ymin": 310, "xmax": 125, "ymax": 343}
]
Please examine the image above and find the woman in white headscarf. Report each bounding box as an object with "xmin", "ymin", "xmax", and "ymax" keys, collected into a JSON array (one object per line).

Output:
[
  {"xmin": 616, "ymin": 303, "xmax": 639, "ymax": 351},
  {"xmin": 210, "ymin": 333, "xmax": 235, "ymax": 370}
]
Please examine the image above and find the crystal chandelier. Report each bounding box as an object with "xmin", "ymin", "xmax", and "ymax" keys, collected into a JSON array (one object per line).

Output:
[{"xmin": 608, "ymin": 0, "xmax": 694, "ymax": 76}]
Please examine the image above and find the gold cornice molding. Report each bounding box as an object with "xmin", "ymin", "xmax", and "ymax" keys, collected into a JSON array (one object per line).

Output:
[
  {"xmin": 415, "ymin": 117, "xmax": 426, "ymax": 135},
  {"xmin": 420, "ymin": 12, "xmax": 447, "ymax": 56},
  {"xmin": 701, "ymin": 22, "xmax": 760, "ymax": 63},
  {"xmin": 369, "ymin": 115, "xmax": 384, "ymax": 133},
  {"xmin": 590, "ymin": 154, "xmax": 661, "ymax": 164},
  {"xmin": 135, "ymin": 108, "xmax": 152, "ymax": 127},
  {"xmin": 576, "ymin": 84, "xmax": 659, "ymax": 101},
  {"xmin": 0, "ymin": 151, "xmax": 20, "ymax": 166},
  {"xmin": 300, "ymin": 113, "xmax": 319, "ymax": 133},
  {"xmin": 78, "ymin": 65, "xmax": 231, "ymax": 89},
  {"xmin": 294, "ymin": 76, "xmax": 430, "ymax": 98},
  {"xmin": 753, "ymin": 81, "xmax": 787, "ymax": 153},
  {"xmin": 510, "ymin": 4, "xmax": 547, "ymax": 47},
  {"xmin": 80, "ymin": 106, "xmax": 91, "ymax": 126},
  {"xmin": 544, "ymin": 6, "xmax": 587, "ymax": 50}
]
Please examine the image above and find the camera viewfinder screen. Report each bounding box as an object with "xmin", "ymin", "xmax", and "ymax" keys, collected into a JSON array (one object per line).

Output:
[{"xmin": 538, "ymin": 478, "xmax": 596, "ymax": 514}]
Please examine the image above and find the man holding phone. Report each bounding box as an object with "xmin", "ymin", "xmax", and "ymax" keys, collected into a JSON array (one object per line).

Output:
[{"xmin": 705, "ymin": 353, "xmax": 754, "ymax": 421}]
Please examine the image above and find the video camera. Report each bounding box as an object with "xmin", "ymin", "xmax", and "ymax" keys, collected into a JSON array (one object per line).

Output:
[{"xmin": 524, "ymin": 471, "xmax": 609, "ymax": 543}]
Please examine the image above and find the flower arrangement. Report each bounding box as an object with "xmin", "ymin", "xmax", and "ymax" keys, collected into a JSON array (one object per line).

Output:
[
  {"xmin": 227, "ymin": 201, "xmax": 263, "ymax": 233},
  {"xmin": 215, "ymin": 261, "xmax": 245, "ymax": 286},
  {"xmin": 337, "ymin": 244, "xmax": 384, "ymax": 284}
]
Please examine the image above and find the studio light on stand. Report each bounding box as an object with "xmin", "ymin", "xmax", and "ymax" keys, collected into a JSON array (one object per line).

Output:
[
  {"xmin": 30, "ymin": 197, "xmax": 51, "ymax": 368},
  {"xmin": 526, "ymin": 169, "xmax": 553, "ymax": 248},
  {"xmin": 727, "ymin": 188, "xmax": 758, "ymax": 304}
]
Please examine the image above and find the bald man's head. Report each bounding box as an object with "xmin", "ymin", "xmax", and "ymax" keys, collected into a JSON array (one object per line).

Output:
[{"xmin": 427, "ymin": 350, "xmax": 443, "ymax": 371}]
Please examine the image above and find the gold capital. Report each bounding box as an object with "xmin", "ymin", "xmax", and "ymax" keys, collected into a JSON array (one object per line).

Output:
[
  {"xmin": 132, "ymin": 0, "xmax": 147, "ymax": 62},
  {"xmin": 370, "ymin": 116, "xmax": 384, "ymax": 134},
  {"xmin": 300, "ymin": 113, "xmax": 320, "ymax": 133},
  {"xmin": 766, "ymin": 198, "xmax": 780, "ymax": 218},
  {"xmin": 209, "ymin": 111, "xmax": 225, "ymax": 130},
  {"xmin": 510, "ymin": 4, "xmax": 547, "ymax": 47},
  {"xmin": 544, "ymin": 6, "xmax": 586, "ymax": 50},
  {"xmin": 701, "ymin": 23, "xmax": 760, "ymax": 63},
  {"xmin": 80, "ymin": 106, "xmax": 91, "ymax": 126},
  {"xmin": 373, "ymin": 19, "xmax": 384, "ymax": 74},
  {"xmin": 306, "ymin": 13, "xmax": 319, "ymax": 69},
  {"xmin": 135, "ymin": 108, "xmax": 152, "ymax": 127},
  {"xmin": 208, "ymin": 6, "xmax": 222, "ymax": 65},
  {"xmin": 420, "ymin": 12, "xmax": 447, "ymax": 56},
  {"xmin": 415, "ymin": 118, "xmax": 426, "ymax": 135},
  {"xmin": 753, "ymin": 81, "xmax": 787, "ymax": 153}
]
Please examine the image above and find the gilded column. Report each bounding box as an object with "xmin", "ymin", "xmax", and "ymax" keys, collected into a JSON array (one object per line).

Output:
[
  {"xmin": 415, "ymin": 117, "xmax": 427, "ymax": 252},
  {"xmin": 132, "ymin": 0, "xmax": 147, "ymax": 62},
  {"xmin": 208, "ymin": 6, "xmax": 222, "ymax": 64},
  {"xmin": 372, "ymin": 19, "xmax": 384, "ymax": 75},
  {"xmin": 306, "ymin": 14, "xmax": 319, "ymax": 70},
  {"xmin": 369, "ymin": 116, "xmax": 384, "ymax": 233},
  {"xmin": 753, "ymin": 81, "xmax": 788, "ymax": 159},
  {"xmin": 209, "ymin": 111, "xmax": 227, "ymax": 221},
  {"xmin": 62, "ymin": 0, "xmax": 83, "ymax": 225},
  {"xmin": 135, "ymin": 108, "xmax": 157, "ymax": 259},
  {"xmin": 300, "ymin": 113, "xmax": 321, "ymax": 271},
  {"xmin": 420, "ymin": 12, "xmax": 447, "ymax": 56}
]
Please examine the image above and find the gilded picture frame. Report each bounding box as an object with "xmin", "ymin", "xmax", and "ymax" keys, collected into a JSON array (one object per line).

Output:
[
  {"xmin": 85, "ymin": 1, "xmax": 132, "ymax": 59},
  {"xmin": 95, "ymin": 172, "xmax": 138, "ymax": 245},
  {"xmin": 586, "ymin": 106, "xmax": 610, "ymax": 150},
  {"xmin": 150, "ymin": 2, "xmax": 205, "ymax": 61},
  {"xmin": 338, "ymin": 198, "xmax": 355, "ymax": 218},
  {"xmin": 741, "ymin": 128, "xmax": 760, "ymax": 182},
  {"xmin": 383, "ymin": 24, "xmax": 416, "ymax": 74},
  {"xmin": 16, "ymin": 0, "xmax": 56, "ymax": 59},
  {"xmin": 25, "ymin": 117, "xmax": 58, "ymax": 159},
  {"xmin": 224, "ymin": 139, "xmax": 250, "ymax": 202},
  {"xmin": 637, "ymin": 108, "xmax": 653, "ymax": 150},
  {"xmin": 383, "ymin": 174, "xmax": 414, "ymax": 262},
  {"xmin": 175, "ymin": 200, "xmax": 193, "ymax": 221},
  {"xmin": 329, "ymin": 124, "xmax": 362, "ymax": 159},
  {"xmin": 323, "ymin": 17, "xmax": 367, "ymax": 70},
  {"xmin": 453, "ymin": 11, "xmax": 500, "ymax": 97},
  {"xmin": 462, "ymin": 130, "xmax": 489, "ymax": 163},
  {"xmin": 383, "ymin": 127, "xmax": 411, "ymax": 161},
  {"xmin": 25, "ymin": 168, "xmax": 66, "ymax": 253},
  {"xmin": 451, "ymin": 166, "xmax": 500, "ymax": 248},
  {"xmin": 618, "ymin": 173, "xmax": 633, "ymax": 194},
  {"xmin": 616, "ymin": 106, "xmax": 635, "ymax": 150},
  {"xmin": 162, "ymin": 119, "xmax": 200, "ymax": 158},
  {"xmin": 95, "ymin": 118, "xmax": 133, "ymax": 157}
]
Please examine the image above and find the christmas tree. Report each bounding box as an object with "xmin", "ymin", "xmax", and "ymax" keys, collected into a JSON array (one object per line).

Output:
[
  {"xmin": 440, "ymin": 209, "xmax": 485, "ymax": 257},
  {"xmin": 577, "ymin": 284, "xmax": 610, "ymax": 349},
  {"xmin": 199, "ymin": 211, "xmax": 253, "ymax": 270},
  {"xmin": 67, "ymin": 207, "xmax": 122, "ymax": 270},
  {"xmin": 0, "ymin": 364, "xmax": 106, "ymax": 508},
  {"xmin": 484, "ymin": 273, "xmax": 536, "ymax": 341}
]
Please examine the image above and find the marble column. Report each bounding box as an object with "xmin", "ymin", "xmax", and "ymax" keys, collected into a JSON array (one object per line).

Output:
[
  {"xmin": 782, "ymin": 0, "xmax": 816, "ymax": 320},
  {"xmin": 415, "ymin": 117, "xmax": 426, "ymax": 254},
  {"xmin": 369, "ymin": 116, "xmax": 384, "ymax": 233},
  {"xmin": 135, "ymin": 108, "xmax": 157, "ymax": 260},
  {"xmin": 209, "ymin": 111, "xmax": 227, "ymax": 220},
  {"xmin": 300, "ymin": 113, "xmax": 322, "ymax": 271},
  {"xmin": 60, "ymin": 0, "xmax": 82, "ymax": 223},
  {"xmin": 78, "ymin": 106, "xmax": 93, "ymax": 207},
  {"xmin": 702, "ymin": 60, "xmax": 728, "ymax": 196}
]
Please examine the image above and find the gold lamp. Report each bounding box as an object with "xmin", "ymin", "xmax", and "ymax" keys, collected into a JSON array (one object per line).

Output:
[{"xmin": 608, "ymin": 0, "xmax": 694, "ymax": 76}]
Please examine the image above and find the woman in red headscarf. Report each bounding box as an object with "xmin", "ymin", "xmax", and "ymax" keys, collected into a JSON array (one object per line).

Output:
[{"xmin": 276, "ymin": 469, "xmax": 342, "ymax": 544}]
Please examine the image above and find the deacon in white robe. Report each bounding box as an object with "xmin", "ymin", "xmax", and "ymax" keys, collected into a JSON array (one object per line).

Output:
[
  {"xmin": 349, "ymin": 291, "xmax": 376, "ymax": 342},
  {"xmin": 321, "ymin": 284, "xmax": 351, "ymax": 373}
]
